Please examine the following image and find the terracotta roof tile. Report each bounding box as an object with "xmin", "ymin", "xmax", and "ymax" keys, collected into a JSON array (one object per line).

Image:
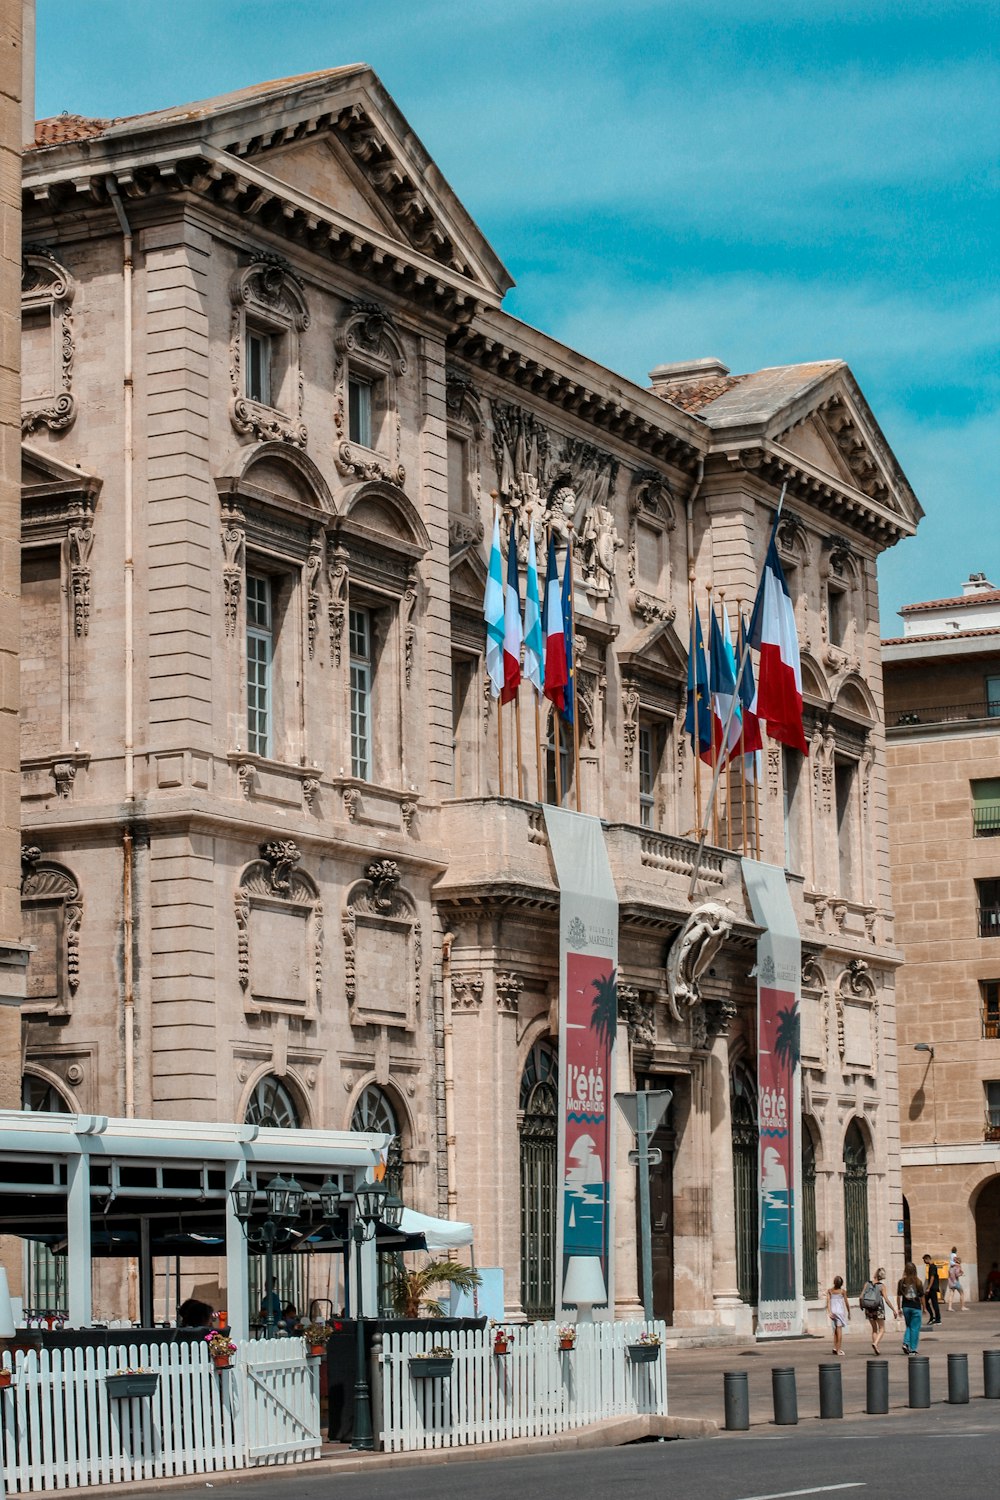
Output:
[
  {"xmin": 32, "ymin": 114, "xmax": 123, "ymax": 148},
  {"xmin": 659, "ymin": 374, "xmax": 747, "ymax": 413},
  {"xmin": 881, "ymin": 626, "xmax": 1000, "ymax": 645},
  {"xmin": 899, "ymin": 589, "xmax": 1000, "ymax": 613}
]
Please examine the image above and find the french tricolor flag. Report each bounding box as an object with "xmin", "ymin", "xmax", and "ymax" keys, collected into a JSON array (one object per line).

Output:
[
  {"xmin": 501, "ymin": 526, "xmax": 523, "ymax": 705},
  {"xmin": 747, "ymin": 532, "xmax": 808, "ymax": 755},
  {"xmin": 542, "ymin": 537, "xmax": 567, "ymax": 712}
]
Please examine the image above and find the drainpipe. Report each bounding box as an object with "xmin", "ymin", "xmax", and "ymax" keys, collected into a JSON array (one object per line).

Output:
[
  {"xmin": 441, "ymin": 931, "xmax": 458, "ymax": 1219},
  {"xmin": 106, "ymin": 176, "xmax": 135, "ymax": 805},
  {"xmin": 106, "ymin": 178, "xmax": 137, "ymax": 1124},
  {"xmin": 685, "ymin": 456, "xmax": 705, "ymax": 590}
]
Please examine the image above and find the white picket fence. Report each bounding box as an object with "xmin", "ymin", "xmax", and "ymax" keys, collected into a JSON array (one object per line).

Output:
[
  {"xmin": 0, "ymin": 1338, "xmax": 321, "ymax": 1492},
  {"xmin": 379, "ymin": 1320, "xmax": 668, "ymax": 1453}
]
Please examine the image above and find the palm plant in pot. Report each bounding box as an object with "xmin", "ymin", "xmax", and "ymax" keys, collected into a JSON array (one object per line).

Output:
[{"xmin": 388, "ymin": 1258, "xmax": 482, "ymax": 1319}]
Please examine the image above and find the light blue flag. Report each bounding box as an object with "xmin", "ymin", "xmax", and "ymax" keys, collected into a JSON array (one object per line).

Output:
[
  {"xmin": 523, "ymin": 525, "xmax": 544, "ymax": 698},
  {"xmin": 484, "ymin": 508, "xmax": 505, "ymax": 697}
]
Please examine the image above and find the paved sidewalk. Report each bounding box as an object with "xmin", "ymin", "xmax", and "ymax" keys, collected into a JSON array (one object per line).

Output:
[{"xmin": 664, "ymin": 1300, "xmax": 1000, "ymax": 1427}]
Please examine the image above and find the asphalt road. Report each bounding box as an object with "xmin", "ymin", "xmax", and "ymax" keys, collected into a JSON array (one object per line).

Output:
[{"xmin": 152, "ymin": 1403, "xmax": 1000, "ymax": 1500}]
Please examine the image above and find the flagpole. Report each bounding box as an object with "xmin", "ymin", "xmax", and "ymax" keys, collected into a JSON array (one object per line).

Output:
[
  {"xmin": 688, "ymin": 486, "xmax": 788, "ymax": 897},
  {"xmin": 554, "ymin": 711, "xmax": 563, "ymax": 805},
  {"xmin": 753, "ymin": 761, "xmax": 762, "ymax": 860},
  {"xmin": 568, "ymin": 535, "xmax": 582, "ymax": 813},
  {"xmin": 689, "ymin": 576, "xmax": 704, "ymax": 836},
  {"xmin": 534, "ymin": 695, "xmax": 543, "ymax": 803},
  {"xmin": 514, "ymin": 685, "xmax": 524, "ymax": 800},
  {"xmin": 497, "ymin": 688, "xmax": 505, "ymax": 798},
  {"xmin": 738, "ymin": 598, "xmax": 748, "ymax": 859},
  {"xmin": 706, "ymin": 586, "xmax": 719, "ymax": 847},
  {"xmin": 720, "ymin": 590, "xmax": 733, "ymax": 851}
]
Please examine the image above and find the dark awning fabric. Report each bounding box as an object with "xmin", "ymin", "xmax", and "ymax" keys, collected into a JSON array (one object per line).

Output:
[{"xmin": 12, "ymin": 1211, "xmax": 427, "ymax": 1259}]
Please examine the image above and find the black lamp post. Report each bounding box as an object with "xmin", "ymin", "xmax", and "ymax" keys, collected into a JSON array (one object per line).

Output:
[
  {"xmin": 230, "ymin": 1172, "xmax": 306, "ymax": 1335},
  {"xmin": 350, "ymin": 1178, "xmax": 404, "ymax": 1452}
]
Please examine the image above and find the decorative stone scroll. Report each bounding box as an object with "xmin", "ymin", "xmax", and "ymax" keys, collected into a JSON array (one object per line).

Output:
[
  {"xmin": 496, "ymin": 972, "xmax": 523, "ymax": 1015},
  {"xmin": 327, "ymin": 542, "xmax": 349, "ymax": 666},
  {"xmin": 622, "ymin": 680, "xmax": 640, "ymax": 772},
  {"xmin": 20, "ymin": 846, "xmax": 82, "ymax": 1016},
  {"xmin": 342, "ymin": 859, "xmax": 421, "ymax": 1031},
  {"xmin": 235, "ymin": 841, "xmax": 323, "ymax": 1018},
  {"xmin": 22, "ymin": 248, "xmax": 77, "ymax": 435},
  {"xmin": 451, "ymin": 972, "xmax": 484, "ymax": 1011},
  {"xmin": 221, "ymin": 503, "xmax": 246, "ymax": 637}
]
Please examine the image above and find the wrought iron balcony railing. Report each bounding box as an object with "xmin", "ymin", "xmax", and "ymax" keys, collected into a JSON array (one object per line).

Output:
[
  {"xmin": 974, "ymin": 806, "xmax": 1000, "ymax": 837},
  {"xmin": 891, "ymin": 700, "xmax": 1000, "ymax": 727},
  {"xmin": 978, "ymin": 907, "xmax": 1000, "ymax": 938}
]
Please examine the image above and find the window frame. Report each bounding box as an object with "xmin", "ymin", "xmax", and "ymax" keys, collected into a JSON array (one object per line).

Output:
[
  {"xmin": 349, "ymin": 605, "xmax": 374, "ymax": 781},
  {"xmin": 229, "ymin": 253, "xmax": 309, "ymax": 447},
  {"xmin": 334, "ymin": 300, "xmax": 407, "ymax": 486},
  {"xmin": 981, "ymin": 980, "xmax": 1000, "ymax": 1039},
  {"xmin": 246, "ymin": 572, "xmax": 275, "ymax": 758},
  {"xmin": 637, "ymin": 718, "xmax": 665, "ymax": 830}
]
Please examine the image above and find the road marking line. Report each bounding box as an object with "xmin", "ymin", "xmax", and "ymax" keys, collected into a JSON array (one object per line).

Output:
[{"xmin": 736, "ymin": 1486, "xmax": 866, "ymax": 1500}]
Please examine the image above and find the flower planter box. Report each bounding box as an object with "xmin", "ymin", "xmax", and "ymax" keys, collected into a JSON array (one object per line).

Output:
[
  {"xmin": 106, "ymin": 1373, "xmax": 159, "ymax": 1398},
  {"xmin": 308, "ymin": 1345, "xmax": 327, "ymax": 1358},
  {"xmin": 0, "ymin": 1369, "xmax": 13, "ymax": 1390},
  {"xmin": 628, "ymin": 1343, "xmax": 660, "ymax": 1364},
  {"xmin": 409, "ymin": 1356, "xmax": 454, "ymax": 1379},
  {"xmin": 213, "ymin": 1357, "xmax": 233, "ymax": 1371},
  {"xmin": 558, "ymin": 1338, "xmax": 576, "ymax": 1352},
  {"xmin": 493, "ymin": 1340, "xmax": 510, "ymax": 1357}
]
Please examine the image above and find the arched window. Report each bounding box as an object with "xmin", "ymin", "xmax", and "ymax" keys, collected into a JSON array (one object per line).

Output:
[
  {"xmin": 731, "ymin": 1066, "xmax": 759, "ymax": 1306},
  {"xmin": 244, "ymin": 1075, "xmax": 301, "ymax": 1130},
  {"xmin": 520, "ymin": 1040, "xmax": 558, "ymax": 1318},
  {"xmin": 351, "ymin": 1085, "xmax": 403, "ymax": 1199},
  {"xmin": 21, "ymin": 1073, "xmax": 71, "ymax": 1313},
  {"xmin": 801, "ymin": 1120, "xmax": 819, "ymax": 1300},
  {"xmin": 843, "ymin": 1120, "xmax": 870, "ymax": 1296}
]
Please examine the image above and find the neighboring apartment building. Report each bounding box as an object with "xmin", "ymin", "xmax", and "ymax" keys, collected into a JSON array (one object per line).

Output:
[
  {"xmin": 884, "ymin": 574, "xmax": 1000, "ymax": 1295},
  {"xmin": 15, "ymin": 68, "xmax": 920, "ymax": 1325}
]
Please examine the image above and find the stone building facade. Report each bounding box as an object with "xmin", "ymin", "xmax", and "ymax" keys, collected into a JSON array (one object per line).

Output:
[
  {"xmin": 884, "ymin": 575, "xmax": 1000, "ymax": 1295},
  {"xmin": 15, "ymin": 68, "xmax": 920, "ymax": 1325}
]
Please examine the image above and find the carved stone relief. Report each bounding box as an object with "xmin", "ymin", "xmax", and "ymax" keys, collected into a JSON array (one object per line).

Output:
[
  {"xmin": 496, "ymin": 972, "xmax": 523, "ymax": 1015},
  {"xmin": 626, "ymin": 470, "xmax": 676, "ymax": 622},
  {"xmin": 451, "ymin": 972, "xmax": 484, "ymax": 1011},
  {"xmin": 221, "ymin": 504, "xmax": 246, "ymax": 637},
  {"xmin": 327, "ymin": 542, "xmax": 349, "ymax": 666},
  {"xmin": 665, "ymin": 903, "xmax": 735, "ymax": 1021},
  {"xmin": 305, "ymin": 530, "xmax": 323, "ymax": 659},
  {"xmin": 235, "ymin": 841, "xmax": 323, "ymax": 1017},
  {"xmin": 621, "ymin": 680, "xmax": 640, "ymax": 772},
  {"xmin": 229, "ymin": 252, "xmax": 310, "ymax": 446},
  {"xmin": 342, "ymin": 860, "xmax": 421, "ymax": 1030},
  {"xmin": 20, "ymin": 846, "xmax": 82, "ymax": 1015},
  {"xmin": 333, "ymin": 299, "xmax": 406, "ymax": 485},
  {"xmin": 22, "ymin": 248, "xmax": 77, "ymax": 434}
]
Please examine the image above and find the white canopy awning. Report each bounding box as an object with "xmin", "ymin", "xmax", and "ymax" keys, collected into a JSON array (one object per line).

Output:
[{"xmin": 399, "ymin": 1207, "xmax": 474, "ymax": 1251}]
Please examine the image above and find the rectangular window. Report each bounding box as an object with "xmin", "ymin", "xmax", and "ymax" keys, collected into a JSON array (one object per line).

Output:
[
  {"xmin": 447, "ymin": 434, "xmax": 471, "ymax": 516},
  {"xmin": 982, "ymin": 981, "xmax": 1000, "ymax": 1039},
  {"xmin": 986, "ymin": 1081, "xmax": 1000, "ymax": 1137},
  {"xmin": 245, "ymin": 329, "xmax": 272, "ymax": 406},
  {"xmin": 638, "ymin": 722, "xmax": 661, "ymax": 829},
  {"xmin": 451, "ymin": 657, "xmax": 476, "ymax": 796},
  {"xmin": 783, "ymin": 748, "xmax": 803, "ymax": 872},
  {"xmin": 348, "ymin": 376, "xmax": 373, "ymax": 448},
  {"xmin": 246, "ymin": 574, "xmax": 272, "ymax": 757},
  {"xmin": 828, "ymin": 584, "xmax": 847, "ymax": 647},
  {"xmin": 350, "ymin": 607, "xmax": 373, "ymax": 781},
  {"xmin": 20, "ymin": 548, "xmax": 62, "ymax": 758},
  {"xmin": 834, "ymin": 756, "xmax": 855, "ymax": 891},
  {"xmin": 545, "ymin": 714, "xmax": 573, "ymax": 806},
  {"xmin": 988, "ymin": 676, "xmax": 1000, "ymax": 719},
  {"xmin": 978, "ymin": 878, "xmax": 1000, "ymax": 939},
  {"xmin": 973, "ymin": 779, "xmax": 1000, "ymax": 837}
]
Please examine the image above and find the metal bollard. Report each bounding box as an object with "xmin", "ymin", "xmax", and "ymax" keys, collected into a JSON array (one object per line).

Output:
[
  {"xmin": 724, "ymin": 1369, "xmax": 750, "ymax": 1430},
  {"xmin": 818, "ymin": 1361, "xmax": 843, "ymax": 1418},
  {"xmin": 771, "ymin": 1366, "xmax": 798, "ymax": 1425},
  {"xmin": 908, "ymin": 1354, "xmax": 931, "ymax": 1408},
  {"xmin": 985, "ymin": 1349, "xmax": 1000, "ymax": 1399},
  {"xmin": 947, "ymin": 1352, "xmax": 969, "ymax": 1404},
  {"xmin": 866, "ymin": 1359, "xmax": 889, "ymax": 1414}
]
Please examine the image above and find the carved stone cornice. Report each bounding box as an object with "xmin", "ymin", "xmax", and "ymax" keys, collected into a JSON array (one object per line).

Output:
[
  {"xmin": 451, "ymin": 972, "xmax": 484, "ymax": 1011},
  {"xmin": 495, "ymin": 972, "xmax": 523, "ymax": 1015}
]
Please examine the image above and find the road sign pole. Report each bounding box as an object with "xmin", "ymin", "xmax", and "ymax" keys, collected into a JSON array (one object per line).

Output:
[{"xmin": 637, "ymin": 1090, "xmax": 653, "ymax": 1323}]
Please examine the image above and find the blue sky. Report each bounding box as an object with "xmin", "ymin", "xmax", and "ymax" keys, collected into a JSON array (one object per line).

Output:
[{"xmin": 35, "ymin": 1, "xmax": 998, "ymax": 631}]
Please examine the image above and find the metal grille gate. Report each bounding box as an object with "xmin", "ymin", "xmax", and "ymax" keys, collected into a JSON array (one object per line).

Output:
[
  {"xmin": 732, "ymin": 1076, "xmax": 759, "ymax": 1306},
  {"xmin": 843, "ymin": 1122, "xmax": 870, "ymax": 1297},
  {"xmin": 519, "ymin": 1078, "xmax": 557, "ymax": 1319}
]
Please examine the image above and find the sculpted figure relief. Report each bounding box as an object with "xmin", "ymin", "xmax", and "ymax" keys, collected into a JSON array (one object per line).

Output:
[
  {"xmin": 665, "ymin": 902, "xmax": 735, "ymax": 1021},
  {"xmin": 578, "ymin": 502, "xmax": 623, "ymax": 596}
]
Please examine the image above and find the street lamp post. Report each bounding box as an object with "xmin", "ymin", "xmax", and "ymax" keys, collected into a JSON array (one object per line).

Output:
[
  {"xmin": 229, "ymin": 1172, "xmax": 305, "ymax": 1335},
  {"xmin": 350, "ymin": 1178, "xmax": 403, "ymax": 1452}
]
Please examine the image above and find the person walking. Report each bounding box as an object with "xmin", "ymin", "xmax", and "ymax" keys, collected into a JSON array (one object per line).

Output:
[
  {"xmin": 826, "ymin": 1274, "xmax": 851, "ymax": 1356},
  {"xmin": 922, "ymin": 1254, "xmax": 942, "ymax": 1323},
  {"xmin": 859, "ymin": 1266, "xmax": 897, "ymax": 1354},
  {"xmin": 898, "ymin": 1262, "xmax": 927, "ymax": 1354},
  {"xmin": 947, "ymin": 1254, "xmax": 967, "ymax": 1311}
]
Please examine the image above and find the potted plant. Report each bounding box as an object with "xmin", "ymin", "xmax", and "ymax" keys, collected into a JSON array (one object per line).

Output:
[
  {"xmin": 557, "ymin": 1324, "xmax": 576, "ymax": 1352},
  {"xmin": 302, "ymin": 1321, "xmax": 330, "ymax": 1358},
  {"xmin": 409, "ymin": 1344, "xmax": 455, "ymax": 1379},
  {"xmin": 627, "ymin": 1330, "xmax": 661, "ymax": 1364},
  {"xmin": 106, "ymin": 1367, "xmax": 160, "ymax": 1398},
  {"xmin": 490, "ymin": 1321, "xmax": 511, "ymax": 1356},
  {"xmin": 388, "ymin": 1258, "xmax": 482, "ymax": 1318},
  {"xmin": 0, "ymin": 1366, "xmax": 14, "ymax": 1390},
  {"xmin": 205, "ymin": 1331, "xmax": 237, "ymax": 1370}
]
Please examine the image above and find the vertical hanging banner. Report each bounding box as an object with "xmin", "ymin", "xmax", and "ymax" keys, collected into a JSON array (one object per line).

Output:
[
  {"xmin": 543, "ymin": 806, "xmax": 618, "ymax": 1317},
  {"xmin": 741, "ymin": 858, "xmax": 803, "ymax": 1338}
]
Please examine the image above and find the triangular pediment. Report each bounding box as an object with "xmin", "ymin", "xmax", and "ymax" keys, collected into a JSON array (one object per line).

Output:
[
  {"xmin": 450, "ymin": 545, "xmax": 487, "ymax": 608},
  {"xmin": 259, "ymin": 135, "xmax": 403, "ymax": 243},
  {"xmin": 618, "ymin": 618, "xmax": 687, "ymax": 686},
  {"xmin": 22, "ymin": 443, "xmax": 101, "ymax": 496},
  {"xmin": 779, "ymin": 414, "xmax": 859, "ymax": 490}
]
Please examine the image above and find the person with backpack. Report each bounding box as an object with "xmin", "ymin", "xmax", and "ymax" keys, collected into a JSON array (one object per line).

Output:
[
  {"xmin": 898, "ymin": 1262, "xmax": 928, "ymax": 1354},
  {"xmin": 859, "ymin": 1266, "xmax": 897, "ymax": 1354}
]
